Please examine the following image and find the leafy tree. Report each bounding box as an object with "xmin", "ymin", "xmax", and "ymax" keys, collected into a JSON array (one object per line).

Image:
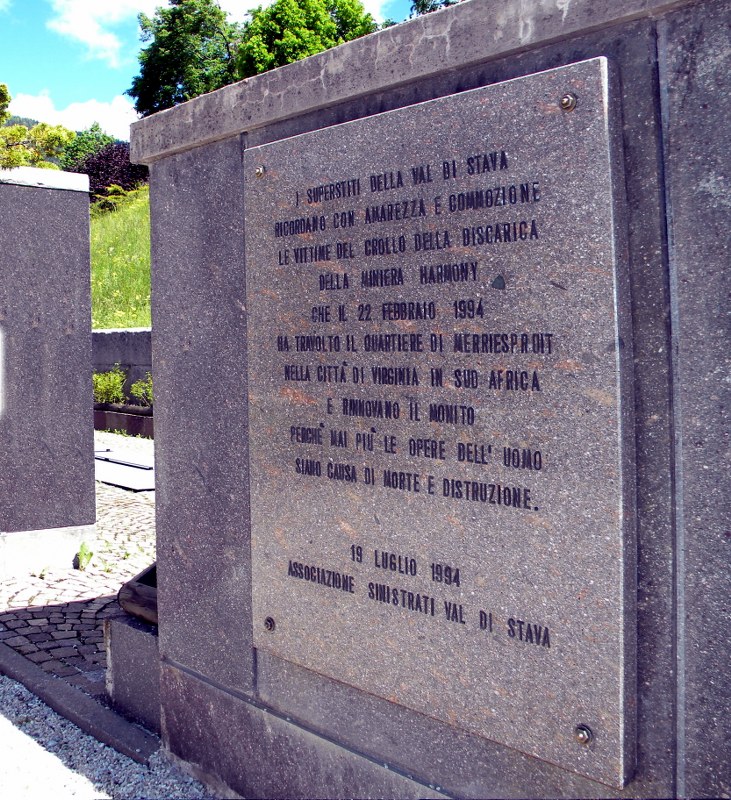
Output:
[
  {"xmin": 0, "ymin": 84, "xmax": 75, "ymax": 169},
  {"xmin": 128, "ymin": 0, "xmax": 378, "ymax": 116},
  {"xmin": 237, "ymin": 0, "xmax": 377, "ymax": 78},
  {"xmin": 128, "ymin": 0, "xmax": 243, "ymax": 117},
  {"xmin": 73, "ymin": 142, "xmax": 148, "ymax": 202},
  {"xmin": 5, "ymin": 115, "xmax": 39, "ymax": 128},
  {"xmin": 326, "ymin": 0, "xmax": 378, "ymax": 41},
  {"xmin": 410, "ymin": 0, "xmax": 458, "ymax": 15},
  {"xmin": 0, "ymin": 84, "xmax": 11, "ymax": 122},
  {"xmin": 60, "ymin": 122, "xmax": 114, "ymax": 171}
]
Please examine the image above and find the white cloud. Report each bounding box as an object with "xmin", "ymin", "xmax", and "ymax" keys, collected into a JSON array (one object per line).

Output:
[
  {"xmin": 9, "ymin": 91, "xmax": 139, "ymax": 141},
  {"xmin": 44, "ymin": 1, "xmax": 260, "ymax": 69},
  {"xmin": 44, "ymin": 0, "xmax": 391, "ymax": 71},
  {"xmin": 218, "ymin": 0, "xmax": 260, "ymax": 19},
  {"xmin": 46, "ymin": 0, "xmax": 159, "ymax": 68},
  {"xmin": 354, "ymin": 0, "xmax": 390, "ymax": 22}
]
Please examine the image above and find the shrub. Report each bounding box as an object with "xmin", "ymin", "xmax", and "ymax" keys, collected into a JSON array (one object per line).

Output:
[
  {"xmin": 91, "ymin": 183, "xmax": 145, "ymax": 214},
  {"xmin": 130, "ymin": 372, "xmax": 153, "ymax": 407},
  {"xmin": 75, "ymin": 141, "xmax": 148, "ymax": 202},
  {"xmin": 93, "ymin": 363, "xmax": 127, "ymax": 404},
  {"xmin": 60, "ymin": 122, "xmax": 114, "ymax": 171}
]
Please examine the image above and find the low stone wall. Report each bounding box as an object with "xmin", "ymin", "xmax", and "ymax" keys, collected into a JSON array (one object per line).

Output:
[{"xmin": 92, "ymin": 328, "xmax": 152, "ymax": 397}]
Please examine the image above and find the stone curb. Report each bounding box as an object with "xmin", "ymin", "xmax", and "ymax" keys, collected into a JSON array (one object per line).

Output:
[{"xmin": 0, "ymin": 641, "xmax": 159, "ymax": 765}]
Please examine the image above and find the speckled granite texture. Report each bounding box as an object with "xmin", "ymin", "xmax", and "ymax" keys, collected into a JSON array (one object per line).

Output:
[
  {"xmin": 659, "ymin": 5, "xmax": 731, "ymax": 797},
  {"xmin": 0, "ymin": 170, "xmax": 95, "ymax": 573},
  {"xmin": 244, "ymin": 59, "xmax": 635, "ymax": 788},
  {"xmin": 134, "ymin": 0, "xmax": 730, "ymax": 797}
]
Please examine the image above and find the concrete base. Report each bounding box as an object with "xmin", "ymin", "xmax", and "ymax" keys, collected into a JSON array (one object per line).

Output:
[
  {"xmin": 160, "ymin": 663, "xmax": 448, "ymax": 800},
  {"xmin": 0, "ymin": 524, "xmax": 95, "ymax": 580},
  {"xmin": 105, "ymin": 615, "xmax": 160, "ymax": 734}
]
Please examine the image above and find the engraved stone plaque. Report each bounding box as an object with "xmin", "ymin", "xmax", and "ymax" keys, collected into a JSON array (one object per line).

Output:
[{"xmin": 245, "ymin": 58, "xmax": 635, "ymax": 787}]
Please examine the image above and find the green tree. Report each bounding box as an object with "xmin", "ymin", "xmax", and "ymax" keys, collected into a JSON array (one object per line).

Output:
[
  {"xmin": 0, "ymin": 84, "xmax": 10, "ymax": 121},
  {"xmin": 410, "ymin": 0, "xmax": 458, "ymax": 15},
  {"xmin": 0, "ymin": 84, "xmax": 75, "ymax": 169},
  {"xmin": 237, "ymin": 0, "xmax": 377, "ymax": 78},
  {"xmin": 6, "ymin": 115, "xmax": 39, "ymax": 128},
  {"xmin": 60, "ymin": 122, "xmax": 114, "ymax": 171},
  {"xmin": 128, "ymin": 0, "xmax": 243, "ymax": 117}
]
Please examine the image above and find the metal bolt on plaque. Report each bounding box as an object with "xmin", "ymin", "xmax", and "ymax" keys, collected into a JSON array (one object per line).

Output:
[
  {"xmin": 255, "ymin": 165, "xmax": 266, "ymax": 178},
  {"xmin": 574, "ymin": 724, "xmax": 594, "ymax": 746},
  {"xmin": 560, "ymin": 92, "xmax": 578, "ymax": 111},
  {"xmin": 264, "ymin": 616, "xmax": 276, "ymax": 631}
]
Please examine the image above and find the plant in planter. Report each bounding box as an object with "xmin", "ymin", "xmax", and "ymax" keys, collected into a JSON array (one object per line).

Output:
[
  {"xmin": 93, "ymin": 363, "xmax": 127, "ymax": 405},
  {"xmin": 93, "ymin": 364, "xmax": 154, "ymax": 437},
  {"xmin": 130, "ymin": 371, "xmax": 153, "ymax": 408}
]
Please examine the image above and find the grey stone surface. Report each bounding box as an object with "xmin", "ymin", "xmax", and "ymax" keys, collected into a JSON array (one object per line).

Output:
[
  {"xmin": 105, "ymin": 617, "xmax": 160, "ymax": 734},
  {"xmin": 92, "ymin": 328, "xmax": 152, "ymax": 397},
  {"xmin": 160, "ymin": 662, "xmax": 447, "ymax": 800},
  {"xmin": 0, "ymin": 525, "xmax": 94, "ymax": 580},
  {"xmin": 235, "ymin": 26, "xmax": 680, "ymax": 795},
  {"xmin": 258, "ymin": 650, "xmax": 632, "ymax": 799},
  {"xmin": 0, "ymin": 171, "xmax": 95, "ymax": 538},
  {"xmin": 148, "ymin": 136, "xmax": 254, "ymax": 694},
  {"xmin": 245, "ymin": 59, "xmax": 635, "ymax": 787},
  {"xmin": 659, "ymin": 3, "xmax": 731, "ymax": 797},
  {"xmin": 135, "ymin": 0, "xmax": 729, "ymax": 797},
  {"xmin": 130, "ymin": 0, "xmax": 691, "ymax": 166}
]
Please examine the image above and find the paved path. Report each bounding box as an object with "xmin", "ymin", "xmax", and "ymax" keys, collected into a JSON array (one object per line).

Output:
[{"xmin": 0, "ymin": 432, "xmax": 156, "ymax": 705}]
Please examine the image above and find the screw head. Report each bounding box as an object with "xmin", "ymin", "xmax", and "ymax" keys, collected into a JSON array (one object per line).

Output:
[
  {"xmin": 264, "ymin": 616, "xmax": 276, "ymax": 632},
  {"xmin": 560, "ymin": 93, "xmax": 578, "ymax": 112},
  {"xmin": 255, "ymin": 165, "xmax": 266, "ymax": 178},
  {"xmin": 574, "ymin": 724, "xmax": 593, "ymax": 746}
]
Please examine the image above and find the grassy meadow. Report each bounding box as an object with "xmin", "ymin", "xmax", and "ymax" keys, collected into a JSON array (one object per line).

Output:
[{"xmin": 90, "ymin": 185, "xmax": 151, "ymax": 329}]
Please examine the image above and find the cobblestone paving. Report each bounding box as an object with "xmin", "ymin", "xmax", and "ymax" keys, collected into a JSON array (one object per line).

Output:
[{"xmin": 0, "ymin": 433, "xmax": 155, "ymax": 703}]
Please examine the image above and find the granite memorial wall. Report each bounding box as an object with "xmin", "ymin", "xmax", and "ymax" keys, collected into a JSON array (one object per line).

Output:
[
  {"xmin": 128, "ymin": 0, "xmax": 730, "ymax": 797},
  {"xmin": 0, "ymin": 168, "xmax": 96, "ymax": 579}
]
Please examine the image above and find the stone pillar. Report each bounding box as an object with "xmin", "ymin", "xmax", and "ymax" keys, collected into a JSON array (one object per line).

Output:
[{"xmin": 0, "ymin": 167, "xmax": 95, "ymax": 578}]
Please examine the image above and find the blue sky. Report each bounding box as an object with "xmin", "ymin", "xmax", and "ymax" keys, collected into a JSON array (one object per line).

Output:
[{"xmin": 0, "ymin": 0, "xmax": 412, "ymax": 141}]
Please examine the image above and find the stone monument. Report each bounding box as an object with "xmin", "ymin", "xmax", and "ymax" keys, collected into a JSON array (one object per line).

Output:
[
  {"xmin": 245, "ymin": 57, "xmax": 636, "ymax": 787},
  {"xmin": 0, "ymin": 167, "xmax": 96, "ymax": 578},
  {"xmin": 117, "ymin": 0, "xmax": 729, "ymax": 796}
]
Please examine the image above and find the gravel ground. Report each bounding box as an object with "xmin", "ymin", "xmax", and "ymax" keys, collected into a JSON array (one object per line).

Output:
[{"xmin": 0, "ymin": 675, "xmax": 217, "ymax": 799}]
